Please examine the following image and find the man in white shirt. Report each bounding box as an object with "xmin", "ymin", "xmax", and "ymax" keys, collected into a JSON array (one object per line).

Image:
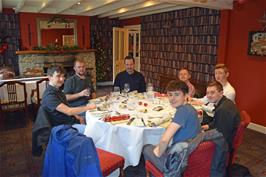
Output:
[{"xmin": 191, "ymin": 64, "xmax": 236, "ymax": 116}]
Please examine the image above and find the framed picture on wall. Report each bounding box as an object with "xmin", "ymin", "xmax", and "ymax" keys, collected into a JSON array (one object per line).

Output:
[{"xmin": 248, "ymin": 31, "xmax": 266, "ymax": 56}]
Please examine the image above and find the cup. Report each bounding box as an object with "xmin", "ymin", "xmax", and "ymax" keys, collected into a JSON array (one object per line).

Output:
[{"xmin": 86, "ymin": 87, "xmax": 91, "ymax": 97}]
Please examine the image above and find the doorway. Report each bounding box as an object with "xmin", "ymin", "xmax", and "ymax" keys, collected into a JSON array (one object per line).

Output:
[{"xmin": 113, "ymin": 25, "xmax": 141, "ymax": 82}]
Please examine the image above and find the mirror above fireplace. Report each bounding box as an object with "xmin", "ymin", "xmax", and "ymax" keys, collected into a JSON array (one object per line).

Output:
[{"xmin": 37, "ymin": 17, "xmax": 77, "ymax": 48}]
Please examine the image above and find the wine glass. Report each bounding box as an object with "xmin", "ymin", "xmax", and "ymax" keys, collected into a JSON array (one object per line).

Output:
[
  {"xmin": 147, "ymin": 83, "xmax": 153, "ymax": 92},
  {"xmin": 124, "ymin": 83, "xmax": 130, "ymax": 97}
]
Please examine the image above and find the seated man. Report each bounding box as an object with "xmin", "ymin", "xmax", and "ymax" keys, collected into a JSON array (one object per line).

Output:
[
  {"xmin": 191, "ymin": 63, "xmax": 236, "ymax": 117},
  {"xmin": 143, "ymin": 80, "xmax": 200, "ymax": 171},
  {"xmin": 41, "ymin": 66, "xmax": 96, "ymax": 133},
  {"xmin": 201, "ymin": 81, "xmax": 240, "ymax": 149},
  {"xmin": 114, "ymin": 56, "xmax": 146, "ymax": 93},
  {"xmin": 64, "ymin": 59, "xmax": 96, "ymax": 107},
  {"xmin": 178, "ymin": 68, "xmax": 195, "ymax": 97}
]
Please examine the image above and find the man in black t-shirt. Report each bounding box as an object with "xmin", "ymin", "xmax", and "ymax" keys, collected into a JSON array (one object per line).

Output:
[
  {"xmin": 41, "ymin": 66, "xmax": 96, "ymax": 128},
  {"xmin": 114, "ymin": 56, "xmax": 146, "ymax": 93}
]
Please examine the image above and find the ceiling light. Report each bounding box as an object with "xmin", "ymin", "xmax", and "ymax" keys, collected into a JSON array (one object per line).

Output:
[
  {"xmin": 118, "ymin": 8, "xmax": 127, "ymax": 13},
  {"xmin": 143, "ymin": 1, "xmax": 155, "ymax": 7},
  {"xmin": 77, "ymin": 2, "xmax": 81, "ymax": 5}
]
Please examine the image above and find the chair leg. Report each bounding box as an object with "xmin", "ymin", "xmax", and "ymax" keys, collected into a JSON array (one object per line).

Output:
[
  {"xmin": 146, "ymin": 171, "xmax": 151, "ymax": 177},
  {"xmin": 119, "ymin": 167, "xmax": 124, "ymax": 177}
]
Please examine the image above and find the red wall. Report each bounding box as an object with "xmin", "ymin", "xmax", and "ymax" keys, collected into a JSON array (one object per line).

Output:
[
  {"xmin": 41, "ymin": 28, "xmax": 73, "ymax": 46},
  {"xmin": 218, "ymin": 0, "xmax": 266, "ymax": 126},
  {"xmin": 19, "ymin": 13, "xmax": 90, "ymax": 50}
]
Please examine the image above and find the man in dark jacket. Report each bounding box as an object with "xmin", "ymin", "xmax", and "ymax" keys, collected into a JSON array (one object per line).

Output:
[{"xmin": 201, "ymin": 81, "xmax": 240, "ymax": 149}]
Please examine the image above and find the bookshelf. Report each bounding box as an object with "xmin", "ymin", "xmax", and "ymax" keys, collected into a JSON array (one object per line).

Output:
[
  {"xmin": 0, "ymin": 13, "xmax": 20, "ymax": 74},
  {"xmin": 140, "ymin": 7, "xmax": 220, "ymax": 92}
]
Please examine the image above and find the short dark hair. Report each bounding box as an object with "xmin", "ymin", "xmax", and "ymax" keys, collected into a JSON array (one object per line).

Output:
[
  {"xmin": 47, "ymin": 66, "xmax": 65, "ymax": 76},
  {"xmin": 166, "ymin": 80, "xmax": 189, "ymax": 94},
  {"xmin": 124, "ymin": 55, "xmax": 135, "ymax": 63},
  {"xmin": 207, "ymin": 80, "xmax": 223, "ymax": 92}
]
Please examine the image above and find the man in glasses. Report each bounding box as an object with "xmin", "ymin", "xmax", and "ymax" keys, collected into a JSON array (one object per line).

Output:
[{"xmin": 143, "ymin": 80, "xmax": 200, "ymax": 172}]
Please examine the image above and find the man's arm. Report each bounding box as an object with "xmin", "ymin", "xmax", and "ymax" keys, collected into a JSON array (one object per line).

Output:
[
  {"xmin": 139, "ymin": 73, "xmax": 146, "ymax": 93},
  {"xmin": 65, "ymin": 89, "xmax": 90, "ymax": 101},
  {"xmin": 56, "ymin": 103, "xmax": 96, "ymax": 116},
  {"xmin": 153, "ymin": 122, "xmax": 181, "ymax": 157}
]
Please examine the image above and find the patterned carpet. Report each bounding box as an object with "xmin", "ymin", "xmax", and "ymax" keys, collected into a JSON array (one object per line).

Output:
[{"xmin": 0, "ymin": 120, "xmax": 265, "ymax": 177}]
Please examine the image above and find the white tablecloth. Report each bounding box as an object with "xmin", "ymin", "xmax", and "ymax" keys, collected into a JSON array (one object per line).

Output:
[{"xmin": 84, "ymin": 118, "xmax": 165, "ymax": 168}]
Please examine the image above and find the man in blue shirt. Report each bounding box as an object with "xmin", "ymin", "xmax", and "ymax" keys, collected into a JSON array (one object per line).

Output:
[
  {"xmin": 114, "ymin": 56, "xmax": 146, "ymax": 93},
  {"xmin": 143, "ymin": 80, "xmax": 200, "ymax": 171}
]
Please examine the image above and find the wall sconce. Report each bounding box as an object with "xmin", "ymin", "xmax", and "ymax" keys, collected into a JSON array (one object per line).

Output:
[{"xmin": 258, "ymin": 11, "xmax": 266, "ymax": 31}]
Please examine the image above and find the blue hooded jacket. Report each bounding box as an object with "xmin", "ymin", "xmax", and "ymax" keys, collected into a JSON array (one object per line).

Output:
[{"xmin": 43, "ymin": 125, "xmax": 103, "ymax": 177}]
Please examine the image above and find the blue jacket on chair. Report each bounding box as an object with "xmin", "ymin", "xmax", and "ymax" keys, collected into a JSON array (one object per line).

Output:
[{"xmin": 43, "ymin": 125, "xmax": 103, "ymax": 177}]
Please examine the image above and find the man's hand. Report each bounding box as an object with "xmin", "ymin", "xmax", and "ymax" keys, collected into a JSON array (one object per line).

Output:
[
  {"xmin": 201, "ymin": 124, "xmax": 209, "ymax": 130},
  {"xmin": 86, "ymin": 104, "xmax": 96, "ymax": 110},
  {"xmin": 153, "ymin": 146, "xmax": 160, "ymax": 157},
  {"xmin": 75, "ymin": 115, "xmax": 85, "ymax": 124},
  {"xmin": 79, "ymin": 89, "xmax": 90, "ymax": 97}
]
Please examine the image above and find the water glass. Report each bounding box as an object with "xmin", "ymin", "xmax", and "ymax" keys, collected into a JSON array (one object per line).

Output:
[
  {"xmin": 124, "ymin": 83, "xmax": 130, "ymax": 93},
  {"xmin": 147, "ymin": 83, "xmax": 153, "ymax": 92}
]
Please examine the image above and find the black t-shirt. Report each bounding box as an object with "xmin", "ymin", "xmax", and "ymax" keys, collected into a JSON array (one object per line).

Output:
[
  {"xmin": 41, "ymin": 85, "xmax": 77, "ymax": 126},
  {"xmin": 64, "ymin": 74, "xmax": 95, "ymax": 107},
  {"xmin": 114, "ymin": 70, "xmax": 146, "ymax": 93}
]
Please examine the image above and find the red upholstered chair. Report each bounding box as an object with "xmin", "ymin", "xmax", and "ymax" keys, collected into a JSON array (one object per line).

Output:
[
  {"xmin": 229, "ymin": 110, "xmax": 251, "ymax": 165},
  {"xmin": 145, "ymin": 141, "xmax": 216, "ymax": 177},
  {"xmin": 97, "ymin": 148, "xmax": 125, "ymax": 177}
]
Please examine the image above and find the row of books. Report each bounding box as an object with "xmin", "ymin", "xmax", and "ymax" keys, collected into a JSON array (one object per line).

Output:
[
  {"xmin": 141, "ymin": 25, "xmax": 219, "ymax": 36},
  {"xmin": 141, "ymin": 35, "xmax": 218, "ymax": 45},
  {"xmin": 0, "ymin": 14, "xmax": 18, "ymax": 22},
  {"xmin": 141, "ymin": 8, "xmax": 220, "ymax": 23},
  {"xmin": 142, "ymin": 57, "xmax": 215, "ymax": 73},
  {"xmin": 141, "ymin": 53, "xmax": 217, "ymax": 65},
  {"xmin": 141, "ymin": 44, "xmax": 217, "ymax": 54},
  {"xmin": 142, "ymin": 15, "xmax": 219, "ymax": 30}
]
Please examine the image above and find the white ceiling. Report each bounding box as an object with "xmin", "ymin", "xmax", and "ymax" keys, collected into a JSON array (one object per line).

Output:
[{"xmin": 0, "ymin": 0, "xmax": 234, "ymax": 19}]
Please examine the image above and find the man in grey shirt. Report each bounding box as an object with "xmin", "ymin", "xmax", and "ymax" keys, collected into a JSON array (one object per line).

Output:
[{"xmin": 64, "ymin": 59, "xmax": 96, "ymax": 108}]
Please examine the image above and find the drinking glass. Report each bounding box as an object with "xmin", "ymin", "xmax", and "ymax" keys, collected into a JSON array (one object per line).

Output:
[
  {"xmin": 124, "ymin": 83, "xmax": 130, "ymax": 93},
  {"xmin": 86, "ymin": 87, "xmax": 91, "ymax": 97},
  {"xmin": 147, "ymin": 83, "xmax": 153, "ymax": 92},
  {"xmin": 114, "ymin": 86, "xmax": 120, "ymax": 93}
]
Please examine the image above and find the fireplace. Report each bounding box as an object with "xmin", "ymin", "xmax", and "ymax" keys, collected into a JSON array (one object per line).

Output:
[{"xmin": 16, "ymin": 49, "xmax": 96, "ymax": 87}]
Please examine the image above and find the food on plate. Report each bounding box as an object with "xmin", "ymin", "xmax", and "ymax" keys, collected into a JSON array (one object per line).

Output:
[
  {"xmin": 104, "ymin": 114, "xmax": 130, "ymax": 122},
  {"xmin": 152, "ymin": 105, "xmax": 164, "ymax": 111},
  {"xmin": 139, "ymin": 108, "xmax": 148, "ymax": 113},
  {"xmin": 119, "ymin": 104, "xmax": 127, "ymax": 109},
  {"xmin": 138, "ymin": 101, "xmax": 143, "ymax": 105},
  {"xmin": 144, "ymin": 103, "xmax": 148, "ymax": 107}
]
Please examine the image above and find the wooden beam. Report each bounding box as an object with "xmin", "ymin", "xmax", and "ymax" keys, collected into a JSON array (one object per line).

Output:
[
  {"xmin": 37, "ymin": 0, "xmax": 55, "ymax": 12},
  {"xmin": 56, "ymin": 0, "xmax": 81, "ymax": 14},
  {"xmin": 119, "ymin": 5, "xmax": 188, "ymax": 19},
  {"xmin": 159, "ymin": 0, "xmax": 233, "ymax": 10},
  {"xmin": 81, "ymin": 0, "xmax": 143, "ymax": 16},
  {"xmin": 110, "ymin": 3, "xmax": 176, "ymax": 18},
  {"xmin": 15, "ymin": 0, "xmax": 26, "ymax": 13},
  {"xmin": 99, "ymin": 0, "xmax": 161, "ymax": 18}
]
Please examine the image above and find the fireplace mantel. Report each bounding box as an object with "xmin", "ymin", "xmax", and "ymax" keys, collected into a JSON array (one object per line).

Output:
[
  {"xmin": 16, "ymin": 49, "xmax": 96, "ymax": 88},
  {"xmin": 16, "ymin": 49, "xmax": 96, "ymax": 55}
]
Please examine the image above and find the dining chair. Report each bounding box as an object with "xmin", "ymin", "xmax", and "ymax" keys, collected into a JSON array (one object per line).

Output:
[
  {"xmin": 31, "ymin": 78, "xmax": 49, "ymax": 119},
  {"xmin": 227, "ymin": 110, "xmax": 251, "ymax": 176},
  {"xmin": 97, "ymin": 148, "xmax": 125, "ymax": 177},
  {"xmin": 0, "ymin": 81, "xmax": 28, "ymax": 127},
  {"xmin": 145, "ymin": 141, "xmax": 216, "ymax": 177}
]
